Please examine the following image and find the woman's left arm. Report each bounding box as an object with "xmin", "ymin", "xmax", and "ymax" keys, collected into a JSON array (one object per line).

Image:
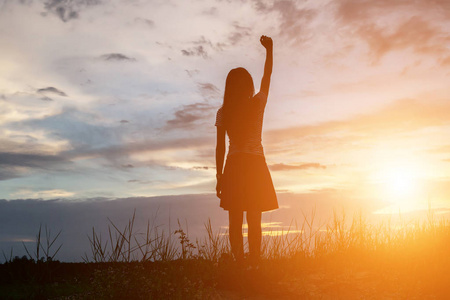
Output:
[{"xmin": 260, "ymin": 35, "xmax": 273, "ymax": 97}]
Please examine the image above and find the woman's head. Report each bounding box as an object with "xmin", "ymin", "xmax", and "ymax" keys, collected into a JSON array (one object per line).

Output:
[
  {"xmin": 222, "ymin": 67, "xmax": 255, "ymax": 136},
  {"xmin": 224, "ymin": 68, "xmax": 254, "ymax": 104}
]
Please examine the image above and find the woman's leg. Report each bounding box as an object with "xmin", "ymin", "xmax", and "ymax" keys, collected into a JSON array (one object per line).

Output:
[
  {"xmin": 228, "ymin": 210, "xmax": 244, "ymax": 262},
  {"xmin": 247, "ymin": 211, "xmax": 262, "ymax": 264}
]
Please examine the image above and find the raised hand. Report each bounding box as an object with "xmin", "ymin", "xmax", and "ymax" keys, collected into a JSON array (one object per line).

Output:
[
  {"xmin": 259, "ymin": 35, "xmax": 273, "ymax": 96},
  {"xmin": 260, "ymin": 35, "xmax": 273, "ymax": 50}
]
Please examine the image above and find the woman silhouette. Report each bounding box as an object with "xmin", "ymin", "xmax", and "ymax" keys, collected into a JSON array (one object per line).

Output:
[{"xmin": 215, "ymin": 35, "xmax": 278, "ymax": 266}]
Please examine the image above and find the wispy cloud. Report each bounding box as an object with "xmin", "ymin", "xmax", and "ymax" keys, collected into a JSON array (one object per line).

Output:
[
  {"xmin": 266, "ymin": 98, "xmax": 450, "ymax": 146},
  {"xmin": 228, "ymin": 22, "xmax": 252, "ymax": 45},
  {"xmin": 37, "ymin": 86, "xmax": 67, "ymax": 97},
  {"xmin": 356, "ymin": 17, "xmax": 447, "ymax": 62},
  {"xmin": 333, "ymin": 0, "xmax": 450, "ymax": 62},
  {"xmin": 11, "ymin": 188, "xmax": 75, "ymax": 199},
  {"xmin": 62, "ymin": 136, "xmax": 212, "ymax": 160},
  {"xmin": 181, "ymin": 36, "xmax": 228, "ymax": 58},
  {"xmin": 0, "ymin": 167, "xmax": 20, "ymax": 181},
  {"xmin": 100, "ymin": 53, "xmax": 136, "ymax": 62},
  {"xmin": 0, "ymin": 152, "xmax": 67, "ymax": 168},
  {"xmin": 269, "ymin": 163, "xmax": 326, "ymax": 171},
  {"xmin": 429, "ymin": 145, "xmax": 450, "ymax": 154},
  {"xmin": 181, "ymin": 46, "xmax": 208, "ymax": 58},
  {"xmin": 165, "ymin": 102, "xmax": 213, "ymax": 130},
  {"xmin": 0, "ymin": 152, "xmax": 69, "ymax": 181},
  {"xmin": 254, "ymin": 0, "xmax": 317, "ymax": 45},
  {"xmin": 197, "ymin": 82, "xmax": 221, "ymax": 100},
  {"xmin": 134, "ymin": 17, "xmax": 155, "ymax": 28},
  {"xmin": 42, "ymin": 0, "xmax": 101, "ymax": 22}
]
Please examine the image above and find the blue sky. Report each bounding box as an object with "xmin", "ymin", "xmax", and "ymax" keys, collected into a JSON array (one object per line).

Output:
[{"xmin": 0, "ymin": 0, "xmax": 450, "ymax": 212}]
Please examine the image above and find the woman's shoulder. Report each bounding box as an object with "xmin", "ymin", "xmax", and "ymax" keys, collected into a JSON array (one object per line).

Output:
[
  {"xmin": 253, "ymin": 91, "xmax": 268, "ymax": 101},
  {"xmin": 253, "ymin": 91, "xmax": 268, "ymax": 107},
  {"xmin": 215, "ymin": 106, "xmax": 224, "ymax": 127},
  {"xmin": 216, "ymin": 105, "xmax": 224, "ymax": 117}
]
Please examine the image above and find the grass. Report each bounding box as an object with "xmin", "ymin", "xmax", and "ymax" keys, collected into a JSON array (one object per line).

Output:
[{"xmin": 2, "ymin": 208, "xmax": 450, "ymax": 299}]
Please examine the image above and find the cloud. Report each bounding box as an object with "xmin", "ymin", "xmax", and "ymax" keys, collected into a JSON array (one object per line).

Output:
[
  {"xmin": 185, "ymin": 69, "xmax": 200, "ymax": 78},
  {"xmin": 14, "ymin": 106, "xmax": 137, "ymax": 156},
  {"xmin": 201, "ymin": 6, "xmax": 217, "ymax": 16},
  {"xmin": 0, "ymin": 137, "xmax": 57, "ymax": 156},
  {"xmin": 62, "ymin": 135, "xmax": 213, "ymax": 161},
  {"xmin": 192, "ymin": 166, "xmax": 210, "ymax": 170},
  {"xmin": 127, "ymin": 179, "xmax": 154, "ymax": 184},
  {"xmin": 333, "ymin": 0, "xmax": 450, "ymax": 62},
  {"xmin": 0, "ymin": 152, "xmax": 67, "ymax": 168},
  {"xmin": 134, "ymin": 17, "xmax": 155, "ymax": 28},
  {"xmin": 269, "ymin": 163, "xmax": 326, "ymax": 171},
  {"xmin": 228, "ymin": 22, "xmax": 252, "ymax": 45},
  {"xmin": 18, "ymin": 0, "xmax": 33, "ymax": 5},
  {"xmin": 429, "ymin": 145, "xmax": 450, "ymax": 154},
  {"xmin": 163, "ymin": 82, "xmax": 219, "ymax": 131},
  {"xmin": 14, "ymin": 110, "xmax": 103, "ymax": 150},
  {"xmin": 37, "ymin": 86, "xmax": 67, "ymax": 97},
  {"xmin": 42, "ymin": 0, "xmax": 101, "ymax": 22},
  {"xmin": 181, "ymin": 46, "xmax": 208, "ymax": 58},
  {"xmin": 197, "ymin": 82, "xmax": 221, "ymax": 100},
  {"xmin": 265, "ymin": 98, "xmax": 450, "ymax": 147},
  {"xmin": 12, "ymin": 189, "xmax": 75, "ymax": 199},
  {"xmin": 40, "ymin": 96, "xmax": 53, "ymax": 101},
  {"xmin": 100, "ymin": 53, "xmax": 136, "ymax": 62},
  {"xmin": 0, "ymin": 152, "xmax": 69, "ymax": 181},
  {"xmin": 334, "ymin": 0, "xmax": 391, "ymax": 24},
  {"xmin": 165, "ymin": 101, "xmax": 216, "ymax": 130},
  {"xmin": 254, "ymin": 0, "xmax": 317, "ymax": 45},
  {"xmin": 9, "ymin": 104, "xmax": 213, "ymax": 169},
  {"xmin": 181, "ymin": 35, "xmax": 228, "ymax": 58},
  {"xmin": 0, "ymin": 167, "xmax": 20, "ymax": 181},
  {"xmin": 356, "ymin": 17, "xmax": 447, "ymax": 62},
  {"xmin": 335, "ymin": 0, "xmax": 450, "ymax": 24}
]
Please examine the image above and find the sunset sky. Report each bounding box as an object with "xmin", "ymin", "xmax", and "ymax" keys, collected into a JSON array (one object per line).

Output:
[{"xmin": 1, "ymin": 0, "xmax": 450, "ymax": 214}]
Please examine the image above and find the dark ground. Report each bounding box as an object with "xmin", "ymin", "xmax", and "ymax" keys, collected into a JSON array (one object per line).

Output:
[{"xmin": 2, "ymin": 256, "xmax": 450, "ymax": 299}]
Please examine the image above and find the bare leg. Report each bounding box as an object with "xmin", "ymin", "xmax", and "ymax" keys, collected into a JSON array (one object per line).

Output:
[
  {"xmin": 247, "ymin": 211, "xmax": 262, "ymax": 265},
  {"xmin": 228, "ymin": 210, "xmax": 244, "ymax": 263}
]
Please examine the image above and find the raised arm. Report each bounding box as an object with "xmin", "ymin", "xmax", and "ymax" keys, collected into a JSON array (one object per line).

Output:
[
  {"xmin": 215, "ymin": 126, "xmax": 226, "ymax": 198},
  {"xmin": 260, "ymin": 35, "xmax": 273, "ymax": 96}
]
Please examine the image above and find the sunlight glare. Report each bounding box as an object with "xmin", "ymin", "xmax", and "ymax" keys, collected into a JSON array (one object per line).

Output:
[
  {"xmin": 372, "ymin": 163, "xmax": 424, "ymax": 207},
  {"xmin": 386, "ymin": 168, "xmax": 416, "ymax": 198}
]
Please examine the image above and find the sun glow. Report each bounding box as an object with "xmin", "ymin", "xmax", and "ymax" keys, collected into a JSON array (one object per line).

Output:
[
  {"xmin": 385, "ymin": 167, "xmax": 417, "ymax": 198},
  {"xmin": 371, "ymin": 162, "xmax": 425, "ymax": 209}
]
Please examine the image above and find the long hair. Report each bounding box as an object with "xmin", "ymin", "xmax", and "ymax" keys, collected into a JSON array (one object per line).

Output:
[{"xmin": 222, "ymin": 68, "xmax": 256, "ymax": 143}]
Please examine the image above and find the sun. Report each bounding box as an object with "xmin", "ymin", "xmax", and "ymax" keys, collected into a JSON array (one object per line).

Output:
[
  {"xmin": 385, "ymin": 168, "xmax": 416, "ymax": 198},
  {"xmin": 371, "ymin": 164, "xmax": 422, "ymax": 206}
]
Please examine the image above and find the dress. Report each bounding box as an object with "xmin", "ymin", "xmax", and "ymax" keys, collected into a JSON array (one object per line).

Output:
[{"xmin": 215, "ymin": 91, "xmax": 278, "ymax": 212}]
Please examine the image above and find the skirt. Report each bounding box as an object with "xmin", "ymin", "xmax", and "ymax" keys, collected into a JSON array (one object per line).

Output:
[{"xmin": 220, "ymin": 152, "xmax": 278, "ymax": 212}]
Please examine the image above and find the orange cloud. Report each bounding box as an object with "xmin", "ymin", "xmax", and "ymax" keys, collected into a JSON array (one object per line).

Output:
[
  {"xmin": 357, "ymin": 17, "xmax": 448, "ymax": 62},
  {"xmin": 429, "ymin": 145, "xmax": 450, "ymax": 154},
  {"xmin": 265, "ymin": 98, "xmax": 450, "ymax": 151},
  {"xmin": 269, "ymin": 163, "xmax": 327, "ymax": 171},
  {"xmin": 334, "ymin": 0, "xmax": 450, "ymax": 62}
]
